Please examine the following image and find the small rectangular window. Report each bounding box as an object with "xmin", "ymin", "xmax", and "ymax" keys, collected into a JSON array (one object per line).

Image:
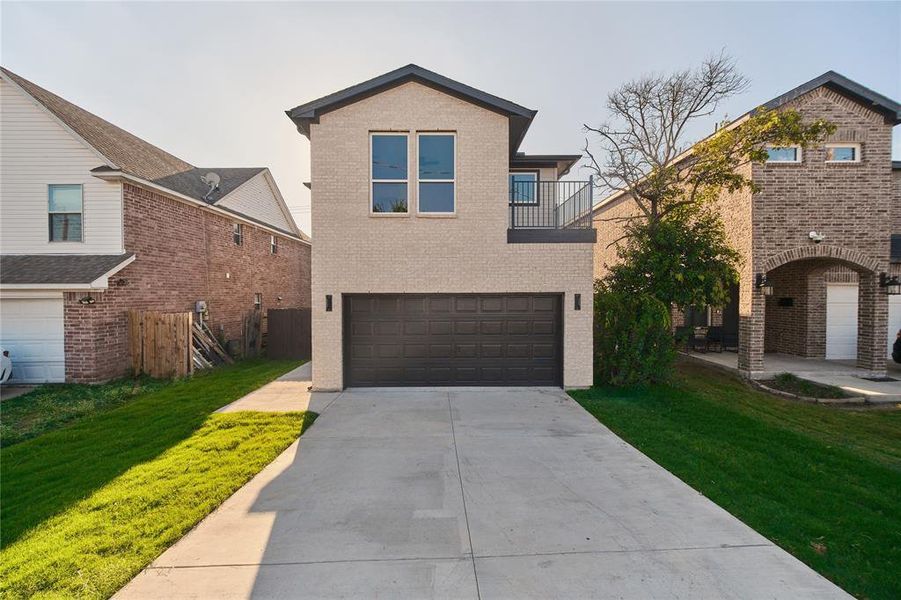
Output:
[
  {"xmin": 270, "ymin": 235, "xmax": 278, "ymax": 254},
  {"xmin": 825, "ymin": 143, "xmax": 860, "ymax": 163},
  {"xmin": 509, "ymin": 172, "xmax": 538, "ymax": 205},
  {"xmin": 254, "ymin": 293, "xmax": 262, "ymax": 310},
  {"xmin": 233, "ymin": 223, "xmax": 243, "ymax": 245},
  {"xmin": 371, "ymin": 133, "xmax": 408, "ymax": 213},
  {"xmin": 418, "ymin": 133, "xmax": 455, "ymax": 213},
  {"xmin": 48, "ymin": 184, "xmax": 83, "ymax": 242},
  {"xmin": 766, "ymin": 146, "xmax": 801, "ymax": 163}
]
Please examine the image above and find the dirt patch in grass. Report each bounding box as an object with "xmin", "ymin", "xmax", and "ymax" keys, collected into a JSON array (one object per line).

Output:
[{"xmin": 762, "ymin": 372, "xmax": 850, "ymax": 399}]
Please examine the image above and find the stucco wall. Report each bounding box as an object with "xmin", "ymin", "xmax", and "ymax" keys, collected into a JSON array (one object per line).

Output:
[{"xmin": 309, "ymin": 82, "xmax": 593, "ymax": 389}]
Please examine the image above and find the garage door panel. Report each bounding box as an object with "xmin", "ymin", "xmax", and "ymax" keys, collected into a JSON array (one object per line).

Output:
[
  {"xmin": 345, "ymin": 294, "xmax": 562, "ymax": 386},
  {"xmin": 0, "ymin": 297, "xmax": 65, "ymax": 383}
]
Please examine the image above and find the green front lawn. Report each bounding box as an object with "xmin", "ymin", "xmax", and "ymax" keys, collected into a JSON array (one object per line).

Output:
[
  {"xmin": 1, "ymin": 359, "xmax": 312, "ymax": 599},
  {"xmin": 570, "ymin": 360, "xmax": 901, "ymax": 600},
  {"xmin": 1, "ymin": 376, "xmax": 171, "ymax": 447}
]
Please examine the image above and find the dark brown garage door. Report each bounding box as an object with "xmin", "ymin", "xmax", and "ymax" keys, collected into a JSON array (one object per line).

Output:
[{"xmin": 344, "ymin": 294, "xmax": 562, "ymax": 387}]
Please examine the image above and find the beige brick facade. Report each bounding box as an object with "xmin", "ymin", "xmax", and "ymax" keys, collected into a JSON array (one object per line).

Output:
[{"xmin": 309, "ymin": 82, "xmax": 594, "ymax": 389}]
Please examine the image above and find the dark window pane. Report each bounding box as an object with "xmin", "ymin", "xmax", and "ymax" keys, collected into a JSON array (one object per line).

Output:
[
  {"xmin": 419, "ymin": 182, "xmax": 454, "ymax": 213},
  {"xmin": 49, "ymin": 184, "xmax": 83, "ymax": 212},
  {"xmin": 419, "ymin": 135, "xmax": 454, "ymax": 180},
  {"xmin": 372, "ymin": 135, "xmax": 408, "ymax": 180},
  {"xmin": 509, "ymin": 173, "xmax": 537, "ymax": 204},
  {"xmin": 49, "ymin": 213, "xmax": 82, "ymax": 242},
  {"xmin": 372, "ymin": 183, "xmax": 408, "ymax": 213},
  {"xmin": 766, "ymin": 147, "xmax": 798, "ymax": 162}
]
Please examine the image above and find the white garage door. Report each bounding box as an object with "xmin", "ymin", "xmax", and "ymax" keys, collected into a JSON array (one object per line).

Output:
[
  {"xmin": 0, "ymin": 297, "xmax": 65, "ymax": 383},
  {"xmin": 826, "ymin": 284, "xmax": 858, "ymax": 360},
  {"xmin": 890, "ymin": 295, "xmax": 901, "ymax": 358}
]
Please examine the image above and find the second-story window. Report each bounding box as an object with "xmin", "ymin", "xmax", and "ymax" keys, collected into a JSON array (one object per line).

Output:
[
  {"xmin": 418, "ymin": 133, "xmax": 455, "ymax": 213},
  {"xmin": 233, "ymin": 223, "xmax": 243, "ymax": 245},
  {"xmin": 48, "ymin": 184, "xmax": 84, "ymax": 242},
  {"xmin": 766, "ymin": 146, "xmax": 801, "ymax": 163},
  {"xmin": 509, "ymin": 172, "xmax": 538, "ymax": 205},
  {"xmin": 270, "ymin": 235, "xmax": 278, "ymax": 254},
  {"xmin": 371, "ymin": 133, "xmax": 408, "ymax": 213},
  {"xmin": 825, "ymin": 143, "xmax": 860, "ymax": 163}
]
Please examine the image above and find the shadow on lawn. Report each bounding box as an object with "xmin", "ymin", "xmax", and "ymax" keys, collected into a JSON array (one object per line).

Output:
[{"xmin": 0, "ymin": 359, "xmax": 299, "ymax": 547}]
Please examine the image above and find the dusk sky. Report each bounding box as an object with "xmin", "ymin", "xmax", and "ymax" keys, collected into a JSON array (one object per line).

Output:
[{"xmin": 3, "ymin": 1, "xmax": 898, "ymax": 236}]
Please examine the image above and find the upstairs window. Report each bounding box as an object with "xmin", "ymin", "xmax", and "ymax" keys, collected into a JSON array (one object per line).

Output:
[
  {"xmin": 48, "ymin": 184, "xmax": 84, "ymax": 242},
  {"xmin": 418, "ymin": 133, "xmax": 455, "ymax": 213},
  {"xmin": 270, "ymin": 235, "xmax": 278, "ymax": 254},
  {"xmin": 766, "ymin": 146, "xmax": 801, "ymax": 163},
  {"xmin": 371, "ymin": 133, "xmax": 408, "ymax": 213},
  {"xmin": 233, "ymin": 223, "xmax": 243, "ymax": 245},
  {"xmin": 509, "ymin": 172, "xmax": 538, "ymax": 205},
  {"xmin": 825, "ymin": 143, "xmax": 860, "ymax": 163}
]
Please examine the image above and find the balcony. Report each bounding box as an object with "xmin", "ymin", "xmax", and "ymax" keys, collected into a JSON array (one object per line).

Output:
[{"xmin": 507, "ymin": 179, "xmax": 597, "ymax": 243}]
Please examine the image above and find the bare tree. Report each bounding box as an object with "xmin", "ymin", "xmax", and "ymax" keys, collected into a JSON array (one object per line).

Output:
[{"xmin": 584, "ymin": 53, "xmax": 832, "ymax": 225}]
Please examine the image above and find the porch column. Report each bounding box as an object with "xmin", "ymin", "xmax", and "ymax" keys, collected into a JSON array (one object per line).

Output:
[
  {"xmin": 738, "ymin": 278, "xmax": 765, "ymax": 377},
  {"xmin": 857, "ymin": 272, "xmax": 888, "ymax": 375}
]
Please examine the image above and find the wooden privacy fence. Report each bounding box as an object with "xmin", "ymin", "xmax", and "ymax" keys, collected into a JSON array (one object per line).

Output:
[
  {"xmin": 267, "ymin": 308, "xmax": 312, "ymax": 360},
  {"xmin": 128, "ymin": 310, "xmax": 193, "ymax": 379}
]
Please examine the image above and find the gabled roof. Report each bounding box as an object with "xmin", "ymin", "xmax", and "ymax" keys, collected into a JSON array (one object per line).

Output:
[
  {"xmin": 286, "ymin": 64, "xmax": 538, "ymax": 155},
  {"xmin": 758, "ymin": 71, "xmax": 901, "ymax": 125},
  {"xmin": 1, "ymin": 67, "xmax": 301, "ymax": 237}
]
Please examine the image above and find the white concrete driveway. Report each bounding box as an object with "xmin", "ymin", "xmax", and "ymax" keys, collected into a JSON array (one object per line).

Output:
[{"xmin": 119, "ymin": 387, "xmax": 849, "ymax": 599}]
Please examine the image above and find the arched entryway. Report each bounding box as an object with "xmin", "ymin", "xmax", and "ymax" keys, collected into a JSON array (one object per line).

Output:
[{"xmin": 739, "ymin": 245, "xmax": 889, "ymax": 377}]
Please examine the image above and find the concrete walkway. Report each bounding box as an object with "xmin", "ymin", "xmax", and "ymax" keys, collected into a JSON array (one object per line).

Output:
[
  {"xmin": 119, "ymin": 387, "xmax": 849, "ymax": 599},
  {"xmin": 215, "ymin": 363, "xmax": 340, "ymax": 413}
]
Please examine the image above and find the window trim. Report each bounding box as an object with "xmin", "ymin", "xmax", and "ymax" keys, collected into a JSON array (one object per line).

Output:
[
  {"xmin": 369, "ymin": 131, "xmax": 410, "ymax": 217},
  {"xmin": 233, "ymin": 222, "xmax": 244, "ymax": 246},
  {"xmin": 270, "ymin": 235, "xmax": 278, "ymax": 254},
  {"xmin": 48, "ymin": 183, "xmax": 85, "ymax": 243},
  {"xmin": 508, "ymin": 170, "xmax": 540, "ymax": 206},
  {"xmin": 825, "ymin": 142, "xmax": 861, "ymax": 164},
  {"xmin": 416, "ymin": 131, "xmax": 456, "ymax": 217},
  {"xmin": 765, "ymin": 145, "xmax": 802, "ymax": 164}
]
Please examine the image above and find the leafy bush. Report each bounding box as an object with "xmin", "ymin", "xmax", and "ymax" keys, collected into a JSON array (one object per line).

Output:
[{"xmin": 593, "ymin": 287, "xmax": 675, "ymax": 386}]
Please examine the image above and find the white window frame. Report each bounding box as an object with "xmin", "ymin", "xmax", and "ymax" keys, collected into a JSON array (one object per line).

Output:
[
  {"xmin": 416, "ymin": 132, "xmax": 456, "ymax": 216},
  {"xmin": 825, "ymin": 142, "xmax": 861, "ymax": 164},
  {"xmin": 508, "ymin": 170, "xmax": 539, "ymax": 206},
  {"xmin": 765, "ymin": 145, "xmax": 802, "ymax": 164},
  {"xmin": 48, "ymin": 184, "xmax": 85, "ymax": 243},
  {"xmin": 233, "ymin": 222, "xmax": 243, "ymax": 246},
  {"xmin": 369, "ymin": 132, "xmax": 410, "ymax": 216},
  {"xmin": 270, "ymin": 235, "xmax": 278, "ymax": 254}
]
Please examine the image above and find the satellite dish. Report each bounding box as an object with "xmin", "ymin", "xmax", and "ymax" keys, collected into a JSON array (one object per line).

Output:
[{"xmin": 201, "ymin": 172, "xmax": 221, "ymax": 201}]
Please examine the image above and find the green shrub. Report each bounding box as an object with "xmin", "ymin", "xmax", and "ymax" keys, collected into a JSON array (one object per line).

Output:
[{"xmin": 593, "ymin": 288, "xmax": 675, "ymax": 386}]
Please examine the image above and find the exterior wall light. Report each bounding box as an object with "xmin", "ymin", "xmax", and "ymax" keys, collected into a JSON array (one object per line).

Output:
[
  {"xmin": 879, "ymin": 273, "xmax": 901, "ymax": 295},
  {"xmin": 755, "ymin": 274, "xmax": 774, "ymax": 296},
  {"xmin": 78, "ymin": 295, "xmax": 96, "ymax": 305}
]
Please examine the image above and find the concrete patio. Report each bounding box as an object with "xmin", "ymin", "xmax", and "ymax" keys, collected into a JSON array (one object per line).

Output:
[
  {"xmin": 118, "ymin": 383, "xmax": 849, "ymax": 599},
  {"xmin": 686, "ymin": 351, "xmax": 901, "ymax": 403}
]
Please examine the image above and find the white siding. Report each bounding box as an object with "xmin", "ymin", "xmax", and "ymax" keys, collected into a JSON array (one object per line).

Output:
[
  {"xmin": 0, "ymin": 78, "xmax": 123, "ymax": 254},
  {"xmin": 217, "ymin": 171, "xmax": 296, "ymax": 234}
]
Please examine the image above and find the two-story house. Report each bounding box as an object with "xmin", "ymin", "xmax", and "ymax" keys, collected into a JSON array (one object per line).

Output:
[
  {"xmin": 592, "ymin": 72, "xmax": 901, "ymax": 379},
  {"xmin": 286, "ymin": 65, "xmax": 596, "ymax": 389},
  {"xmin": 0, "ymin": 67, "xmax": 312, "ymax": 384}
]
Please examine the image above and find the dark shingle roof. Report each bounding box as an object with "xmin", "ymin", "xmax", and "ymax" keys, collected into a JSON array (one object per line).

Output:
[
  {"xmin": 286, "ymin": 64, "xmax": 537, "ymax": 155},
  {"xmin": 759, "ymin": 71, "xmax": 901, "ymax": 124},
  {"xmin": 1, "ymin": 68, "xmax": 277, "ymax": 207},
  {"xmin": 1, "ymin": 254, "xmax": 134, "ymax": 285}
]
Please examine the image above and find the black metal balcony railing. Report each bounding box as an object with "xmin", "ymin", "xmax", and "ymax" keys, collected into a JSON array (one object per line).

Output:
[{"xmin": 509, "ymin": 178, "xmax": 594, "ymax": 230}]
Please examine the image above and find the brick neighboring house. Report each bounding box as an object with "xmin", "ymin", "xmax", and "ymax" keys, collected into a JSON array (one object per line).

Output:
[
  {"xmin": 592, "ymin": 72, "xmax": 901, "ymax": 378},
  {"xmin": 0, "ymin": 67, "xmax": 311, "ymax": 384},
  {"xmin": 286, "ymin": 65, "xmax": 596, "ymax": 390}
]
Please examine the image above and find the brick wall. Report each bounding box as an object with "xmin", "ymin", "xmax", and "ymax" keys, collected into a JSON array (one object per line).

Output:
[{"xmin": 64, "ymin": 182, "xmax": 311, "ymax": 382}]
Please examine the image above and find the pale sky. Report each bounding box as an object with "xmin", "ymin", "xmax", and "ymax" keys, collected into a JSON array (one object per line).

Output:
[{"xmin": 2, "ymin": 1, "xmax": 899, "ymax": 236}]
